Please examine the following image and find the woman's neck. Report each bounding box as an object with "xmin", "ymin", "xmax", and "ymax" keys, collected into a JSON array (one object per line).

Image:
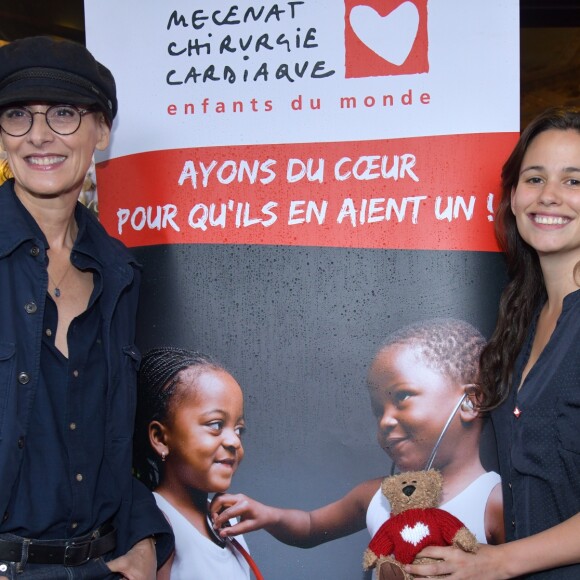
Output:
[
  {"xmin": 15, "ymin": 186, "xmax": 79, "ymax": 250},
  {"xmin": 539, "ymin": 251, "xmax": 580, "ymax": 308}
]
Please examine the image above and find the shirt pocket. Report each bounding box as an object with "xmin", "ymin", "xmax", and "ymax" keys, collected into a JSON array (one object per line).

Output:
[
  {"xmin": 557, "ymin": 388, "xmax": 580, "ymax": 456},
  {"xmin": 0, "ymin": 343, "xmax": 16, "ymax": 437}
]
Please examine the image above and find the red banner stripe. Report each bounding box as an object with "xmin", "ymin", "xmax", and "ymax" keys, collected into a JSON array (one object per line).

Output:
[{"xmin": 97, "ymin": 133, "xmax": 517, "ymax": 251}]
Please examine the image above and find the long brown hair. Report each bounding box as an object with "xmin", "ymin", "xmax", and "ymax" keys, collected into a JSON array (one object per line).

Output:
[{"xmin": 479, "ymin": 107, "xmax": 580, "ymax": 409}]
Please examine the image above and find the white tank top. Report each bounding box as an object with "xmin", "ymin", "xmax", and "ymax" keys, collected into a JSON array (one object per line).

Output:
[
  {"xmin": 154, "ymin": 492, "xmax": 250, "ymax": 580},
  {"xmin": 366, "ymin": 471, "xmax": 501, "ymax": 544}
]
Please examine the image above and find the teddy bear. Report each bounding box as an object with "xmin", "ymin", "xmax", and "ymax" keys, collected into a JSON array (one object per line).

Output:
[{"xmin": 363, "ymin": 470, "xmax": 478, "ymax": 580}]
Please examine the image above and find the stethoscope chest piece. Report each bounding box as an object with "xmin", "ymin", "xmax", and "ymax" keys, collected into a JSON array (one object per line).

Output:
[{"xmin": 205, "ymin": 511, "xmax": 265, "ymax": 579}]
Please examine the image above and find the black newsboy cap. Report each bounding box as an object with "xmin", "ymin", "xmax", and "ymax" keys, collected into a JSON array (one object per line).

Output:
[{"xmin": 0, "ymin": 36, "xmax": 117, "ymax": 123}]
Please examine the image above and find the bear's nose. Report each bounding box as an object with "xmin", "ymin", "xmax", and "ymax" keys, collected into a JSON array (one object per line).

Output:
[{"xmin": 402, "ymin": 485, "xmax": 416, "ymax": 497}]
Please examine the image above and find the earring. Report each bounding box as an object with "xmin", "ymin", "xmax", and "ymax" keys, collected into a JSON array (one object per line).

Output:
[{"xmin": 161, "ymin": 451, "xmax": 167, "ymax": 462}]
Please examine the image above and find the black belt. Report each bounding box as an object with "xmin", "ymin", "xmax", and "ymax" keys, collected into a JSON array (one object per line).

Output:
[{"xmin": 0, "ymin": 524, "xmax": 116, "ymax": 566}]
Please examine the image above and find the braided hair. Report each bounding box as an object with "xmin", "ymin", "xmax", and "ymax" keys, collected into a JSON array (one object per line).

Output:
[
  {"xmin": 133, "ymin": 346, "xmax": 225, "ymax": 490},
  {"xmin": 376, "ymin": 318, "xmax": 486, "ymax": 388}
]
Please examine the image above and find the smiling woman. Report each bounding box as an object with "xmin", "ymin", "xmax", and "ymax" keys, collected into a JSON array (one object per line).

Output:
[
  {"xmin": 510, "ymin": 128, "xmax": 580, "ymax": 257},
  {"xmin": 0, "ymin": 35, "xmax": 173, "ymax": 579},
  {"xmin": 0, "ymin": 102, "xmax": 109, "ymax": 205},
  {"xmin": 405, "ymin": 107, "xmax": 580, "ymax": 579}
]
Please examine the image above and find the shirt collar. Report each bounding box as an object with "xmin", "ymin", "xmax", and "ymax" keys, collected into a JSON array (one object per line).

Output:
[
  {"xmin": 0, "ymin": 179, "xmax": 40, "ymax": 257},
  {"xmin": 0, "ymin": 178, "xmax": 138, "ymax": 273}
]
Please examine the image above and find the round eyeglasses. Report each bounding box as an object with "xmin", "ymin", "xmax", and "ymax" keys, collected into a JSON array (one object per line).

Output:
[{"xmin": 0, "ymin": 105, "xmax": 94, "ymax": 137}]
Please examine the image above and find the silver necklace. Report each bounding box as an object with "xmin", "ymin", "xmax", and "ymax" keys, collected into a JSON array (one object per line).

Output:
[{"xmin": 47, "ymin": 261, "xmax": 73, "ymax": 298}]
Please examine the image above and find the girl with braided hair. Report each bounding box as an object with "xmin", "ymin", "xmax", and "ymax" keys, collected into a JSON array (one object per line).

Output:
[{"xmin": 134, "ymin": 347, "xmax": 250, "ymax": 580}]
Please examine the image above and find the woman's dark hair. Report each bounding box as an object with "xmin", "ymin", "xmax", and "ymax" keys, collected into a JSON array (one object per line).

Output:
[
  {"xmin": 133, "ymin": 346, "xmax": 225, "ymax": 490},
  {"xmin": 479, "ymin": 106, "xmax": 580, "ymax": 409}
]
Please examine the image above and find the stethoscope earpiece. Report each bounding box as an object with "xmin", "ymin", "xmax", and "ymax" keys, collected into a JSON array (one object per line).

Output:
[{"xmin": 461, "ymin": 397, "xmax": 475, "ymax": 412}]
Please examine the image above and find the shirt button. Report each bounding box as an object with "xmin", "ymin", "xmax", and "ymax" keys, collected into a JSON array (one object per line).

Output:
[
  {"xmin": 17, "ymin": 437, "xmax": 24, "ymax": 449},
  {"xmin": 0, "ymin": 563, "xmax": 7, "ymax": 572},
  {"xmin": 45, "ymin": 328, "xmax": 52, "ymax": 337},
  {"xmin": 75, "ymin": 473, "xmax": 83, "ymax": 482},
  {"xmin": 72, "ymin": 370, "xmax": 79, "ymax": 378},
  {"xmin": 71, "ymin": 522, "xmax": 78, "ymax": 529},
  {"xmin": 69, "ymin": 422, "xmax": 77, "ymax": 431},
  {"xmin": 2, "ymin": 512, "xmax": 8, "ymax": 523},
  {"xmin": 508, "ymin": 482, "xmax": 512, "ymax": 488},
  {"xmin": 30, "ymin": 246, "xmax": 40, "ymax": 257},
  {"xmin": 18, "ymin": 372, "xmax": 30, "ymax": 385},
  {"xmin": 24, "ymin": 302, "xmax": 37, "ymax": 314},
  {"xmin": 511, "ymin": 520, "xmax": 515, "ymax": 527}
]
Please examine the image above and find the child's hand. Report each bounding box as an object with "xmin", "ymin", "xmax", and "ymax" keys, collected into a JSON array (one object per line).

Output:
[{"xmin": 210, "ymin": 493, "xmax": 277, "ymax": 538}]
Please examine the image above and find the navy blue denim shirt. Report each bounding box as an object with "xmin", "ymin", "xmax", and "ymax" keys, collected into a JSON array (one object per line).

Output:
[
  {"xmin": 492, "ymin": 289, "xmax": 580, "ymax": 578},
  {"xmin": 0, "ymin": 179, "xmax": 172, "ymax": 564}
]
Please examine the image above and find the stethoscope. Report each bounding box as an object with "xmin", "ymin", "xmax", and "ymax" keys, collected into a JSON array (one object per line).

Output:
[
  {"xmin": 390, "ymin": 385, "xmax": 476, "ymax": 475},
  {"xmin": 206, "ymin": 505, "xmax": 265, "ymax": 580},
  {"xmin": 203, "ymin": 386, "xmax": 476, "ymax": 577}
]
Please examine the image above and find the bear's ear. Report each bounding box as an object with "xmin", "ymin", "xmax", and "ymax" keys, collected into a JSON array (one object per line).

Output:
[
  {"xmin": 380, "ymin": 474, "xmax": 398, "ymax": 500},
  {"xmin": 381, "ymin": 475, "xmax": 407, "ymax": 515},
  {"xmin": 421, "ymin": 469, "xmax": 443, "ymax": 506},
  {"xmin": 423, "ymin": 469, "xmax": 443, "ymax": 488}
]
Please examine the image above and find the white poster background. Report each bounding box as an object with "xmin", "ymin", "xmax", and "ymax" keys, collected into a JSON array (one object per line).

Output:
[{"xmin": 85, "ymin": 1, "xmax": 518, "ymax": 159}]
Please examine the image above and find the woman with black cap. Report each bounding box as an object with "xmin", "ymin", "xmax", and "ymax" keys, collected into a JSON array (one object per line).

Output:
[{"xmin": 0, "ymin": 36, "xmax": 172, "ymax": 579}]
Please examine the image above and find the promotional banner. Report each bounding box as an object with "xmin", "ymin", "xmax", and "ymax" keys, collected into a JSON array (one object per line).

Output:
[{"xmin": 85, "ymin": 1, "xmax": 519, "ymax": 577}]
